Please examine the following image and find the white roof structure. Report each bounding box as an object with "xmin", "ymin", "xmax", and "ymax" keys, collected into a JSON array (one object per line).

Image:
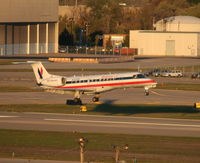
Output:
[{"xmin": 155, "ymin": 16, "xmax": 200, "ymax": 32}]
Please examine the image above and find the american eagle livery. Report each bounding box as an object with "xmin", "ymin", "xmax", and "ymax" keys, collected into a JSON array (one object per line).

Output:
[{"xmin": 31, "ymin": 62, "xmax": 157, "ymax": 104}]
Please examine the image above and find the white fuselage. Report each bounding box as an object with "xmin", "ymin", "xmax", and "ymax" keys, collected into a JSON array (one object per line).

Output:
[
  {"xmin": 31, "ymin": 62, "xmax": 157, "ymax": 102},
  {"xmin": 49, "ymin": 72, "xmax": 157, "ymax": 94}
]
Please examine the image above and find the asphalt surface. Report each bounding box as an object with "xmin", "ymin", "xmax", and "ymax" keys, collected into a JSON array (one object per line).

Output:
[
  {"xmin": 1, "ymin": 57, "xmax": 200, "ymax": 70},
  {"xmin": 1, "ymin": 57, "xmax": 200, "ymax": 139},
  {"xmin": 0, "ymin": 88, "xmax": 200, "ymax": 105},
  {"xmin": 0, "ymin": 112, "xmax": 200, "ymax": 137}
]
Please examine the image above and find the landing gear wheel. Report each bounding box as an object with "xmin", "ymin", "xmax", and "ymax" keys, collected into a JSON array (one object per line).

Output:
[
  {"xmin": 145, "ymin": 91, "xmax": 149, "ymax": 96},
  {"xmin": 92, "ymin": 97, "xmax": 99, "ymax": 102},
  {"xmin": 74, "ymin": 98, "xmax": 82, "ymax": 105}
]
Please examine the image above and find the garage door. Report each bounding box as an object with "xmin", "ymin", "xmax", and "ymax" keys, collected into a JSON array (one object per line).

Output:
[{"xmin": 166, "ymin": 40, "xmax": 175, "ymax": 56}]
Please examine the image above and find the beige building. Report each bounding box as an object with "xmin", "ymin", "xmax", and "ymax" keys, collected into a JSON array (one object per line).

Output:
[
  {"xmin": 0, "ymin": 0, "xmax": 59, "ymax": 56},
  {"xmin": 103, "ymin": 34, "xmax": 127, "ymax": 48},
  {"xmin": 130, "ymin": 16, "xmax": 200, "ymax": 57}
]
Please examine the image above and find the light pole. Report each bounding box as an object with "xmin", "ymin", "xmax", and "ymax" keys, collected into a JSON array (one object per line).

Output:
[
  {"xmin": 113, "ymin": 144, "xmax": 129, "ymax": 163},
  {"xmin": 78, "ymin": 137, "xmax": 88, "ymax": 163},
  {"xmin": 85, "ymin": 23, "xmax": 90, "ymax": 46}
]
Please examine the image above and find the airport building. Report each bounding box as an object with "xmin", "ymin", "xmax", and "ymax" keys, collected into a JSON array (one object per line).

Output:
[
  {"xmin": 130, "ymin": 16, "xmax": 200, "ymax": 57},
  {"xmin": 0, "ymin": 0, "xmax": 59, "ymax": 56}
]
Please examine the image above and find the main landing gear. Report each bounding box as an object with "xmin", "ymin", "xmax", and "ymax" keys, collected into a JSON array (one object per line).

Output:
[
  {"xmin": 66, "ymin": 91, "xmax": 101, "ymax": 105},
  {"xmin": 73, "ymin": 98, "xmax": 82, "ymax": 105},
  {"xmin": 66, "ymin": 98, "xmax": 82, "ymax": 105},
  {"xmin": 66, "ymin": 91, "xmax": 83, "ymax": 105}
]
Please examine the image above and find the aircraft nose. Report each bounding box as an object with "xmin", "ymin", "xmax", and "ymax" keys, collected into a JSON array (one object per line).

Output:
[
  {"xmin": 150, "ymin": 80, "xmax": 157, "ymax": 87},
  {"xmin": 152, "ymin": 80, "xmax": 157, "ymax": 84}
]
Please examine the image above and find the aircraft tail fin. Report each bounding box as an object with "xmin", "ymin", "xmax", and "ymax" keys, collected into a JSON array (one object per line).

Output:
[{"xmin": 31, "ymin": 62, "xmax": 50, "ymax": 84}]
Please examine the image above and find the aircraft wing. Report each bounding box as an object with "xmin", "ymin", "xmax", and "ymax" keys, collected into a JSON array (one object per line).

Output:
[{"xmin": 45, "ymin": 87, "xmax": 95, "ymax": 95}]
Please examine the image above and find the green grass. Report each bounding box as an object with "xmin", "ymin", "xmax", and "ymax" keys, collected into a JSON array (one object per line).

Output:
[
  {"xmin": 0, "ymin": 86, "xmax": 41, "ymax": 92},
  {"xmin": 0, "ymin": 62, "xmax": 13, "ymax": 65},
  {"xmin": 180, "ymin": 64, "xmax": 200, "ymax": 73},
  {"xmin": 157, "ymin": 83, "xmax": 200, "ymax": 91},
  {"xmin": 0, "ymin": 64, "xmax": 200, "ymax": 73},
  {"xmin": 0, "ymin": 68, "xmax": 139, "ymax": 72},
  {"xmin": 0, "ymin": 129, "xmax": 200, "ymax": 163},
  {"xmin": 1, "ymin": 83, "xmax": 200, "ymax": 93},
  {"xmin": 0, "ymin": 59, "xmax": 47, "ymax": 65},
  {"xmin": 0, "ymin": 104, "xmax": 200, "ymax": 119}
]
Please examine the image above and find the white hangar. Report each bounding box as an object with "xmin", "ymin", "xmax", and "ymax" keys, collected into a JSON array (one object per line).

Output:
[
  {"xmin": 0, "ymin": 0, "xmax": 59, "ymax": 56},
  {"xmin": 130, "ymin": 16, "xmax": 200, "ymax": 57}
]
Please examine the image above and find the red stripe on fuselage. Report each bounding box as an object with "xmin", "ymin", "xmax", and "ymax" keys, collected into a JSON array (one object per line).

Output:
[{"xmin": 55, "ymin": 80, "xmax": 156, "ymax": 89}]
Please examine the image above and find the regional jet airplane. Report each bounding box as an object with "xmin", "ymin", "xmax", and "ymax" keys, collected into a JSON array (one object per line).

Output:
[{"xmin": 31, "ymin": 62, "xmax": 157, "ymax": 104}]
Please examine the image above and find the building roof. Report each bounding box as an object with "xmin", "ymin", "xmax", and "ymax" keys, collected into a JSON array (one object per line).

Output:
[
  {"xmin": 157, "ymin": 16, "xmax": 200, "ymax": 24},
  {"xmin": 0, "ymin": 0, "xmax": 58, "ymax": 23},
  {"xmin": 137, "ymin": 30, "xmax": 200, "ymax": 34}
]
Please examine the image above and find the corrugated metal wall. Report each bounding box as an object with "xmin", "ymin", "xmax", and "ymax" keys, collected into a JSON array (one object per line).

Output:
[{"xmin": 0, "ymin": 0, "xmax": 58, "ymax": 23}]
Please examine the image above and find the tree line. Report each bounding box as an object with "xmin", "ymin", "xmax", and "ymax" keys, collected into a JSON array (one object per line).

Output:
[{"xmin": 59, "ymin": 0, "xmax": 200, "ymax": 46}]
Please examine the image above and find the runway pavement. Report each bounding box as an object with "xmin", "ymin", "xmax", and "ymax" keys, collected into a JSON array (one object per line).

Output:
[
  {"xmin": 0, "ymin": 88, "xmax": 200, "ymax": 105},
  {"xmin": 0, "ymin": 112, "xmax": 200, "ymax": 137}
]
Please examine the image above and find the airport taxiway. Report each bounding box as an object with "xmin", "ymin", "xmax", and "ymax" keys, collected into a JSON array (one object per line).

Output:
[
  {"xmin": 0, "ymin": 88, "xmax": 200, "ymax": 105},
  {"xmin": 0, "ymin": 112, "xmax": 200, "ymax": 137}
]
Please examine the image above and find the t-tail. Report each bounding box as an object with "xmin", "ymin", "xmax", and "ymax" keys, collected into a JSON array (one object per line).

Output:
[{"xmin": 31, "ymin": 62, "xmax": 50, "ymax": 85}]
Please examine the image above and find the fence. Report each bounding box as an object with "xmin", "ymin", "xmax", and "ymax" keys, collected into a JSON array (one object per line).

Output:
[
  {"xmin": 0, "ymin": 43, "xmax": 56, "ymax": 56},
  {"xmin": 60, "ymin": 46, "xmax": 137, "ymax": 56}
]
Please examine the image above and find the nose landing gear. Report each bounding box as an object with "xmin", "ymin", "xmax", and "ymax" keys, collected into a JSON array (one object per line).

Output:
[
  {"xmin": 144, "ymin": 87, "xmax": 150, "ymax": 96},
  {"xmin": 92, "ymin": 94, "xmax": 100, "ymax": 102},
  {"xmin": 145, "ymin": 90, "xmax": 149, "ymax": 96},
  {"xmin": 92, "ymin": 97, "xmax": 99, "ymax": 102}
]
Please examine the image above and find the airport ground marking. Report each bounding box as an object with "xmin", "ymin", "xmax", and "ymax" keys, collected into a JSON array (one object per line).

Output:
[
  {"xmin": 44, "ymin": 118, "xmax": 200, "ymax": 128},
  {"xmin": 150, "ymin": 90, "xmax": 168, "ymax": 96},
  {"xmin": 0, "ymin": 116, "xmax": 19, "ymax": 118},
  {"xmin": 26, "ymin": 112, "xmax": 200, "ymax": 122}
]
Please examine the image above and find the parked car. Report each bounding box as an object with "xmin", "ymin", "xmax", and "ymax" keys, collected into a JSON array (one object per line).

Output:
[
  {"xmin": 161, "ymin": 70, "xmax": 183, "ymax": 77},
  {"xmin": 146, "ymin": 69, "xmax": 163, "ymax": 77},
  {"xmin": 191, "ymin": 72, "xmax": 200, "ymax": 79},
  {"xmin": 147, "ymin": 69, "xmax": 183, "ymax": 77},
  {"xmin": 59, "ymin": 47, "xmax": 67, "ymax": 53}
]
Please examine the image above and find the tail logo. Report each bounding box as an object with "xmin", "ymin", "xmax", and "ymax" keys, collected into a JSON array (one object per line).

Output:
[{"xmin": 38, "ymin": 67, "xmax": 43, "ymax": 79}]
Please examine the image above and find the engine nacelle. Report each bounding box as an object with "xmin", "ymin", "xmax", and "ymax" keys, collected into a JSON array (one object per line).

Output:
[{"xmin": 40, "ymin": 77, "xmax": 66, "ymax": 87}]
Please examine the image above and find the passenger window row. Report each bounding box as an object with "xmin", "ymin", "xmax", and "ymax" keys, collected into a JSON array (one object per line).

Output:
[{"xmin": 65, "ymin": 74, "xmax": 145, "ymax": 84}]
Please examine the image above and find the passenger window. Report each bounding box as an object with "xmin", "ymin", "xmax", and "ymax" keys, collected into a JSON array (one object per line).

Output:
[{"xmin": 137, "ymin": 74, "xmax": 145, "ymax": 78}]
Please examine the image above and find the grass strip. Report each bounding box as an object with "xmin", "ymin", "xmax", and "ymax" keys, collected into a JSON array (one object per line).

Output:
[
  {"xmin": 0, "ymin": 68, "xmax": 139, "ymax": 72},
  {"xmin": 0, "ymin": 86, "xmax": 41, "ymax": 92},
  {"xmin": 0, "ymin": 129, "xmax": 200, "ymax": 163},
  {"xmin": 0, "ymin": 104, "xmax": 200, "ymax": 119},
  {"xmin": 1, "ymin": 83, "xmax": 200, "ymax": 92},
  {"xmin": 157, "ymin": 83, "xmax": 200, "ymax": 91}
]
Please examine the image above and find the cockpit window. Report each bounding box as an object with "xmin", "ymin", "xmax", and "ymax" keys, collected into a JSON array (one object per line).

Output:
[{"xmin": 137, "ymin": 74, "xmax": 145, "ymax": 78}]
